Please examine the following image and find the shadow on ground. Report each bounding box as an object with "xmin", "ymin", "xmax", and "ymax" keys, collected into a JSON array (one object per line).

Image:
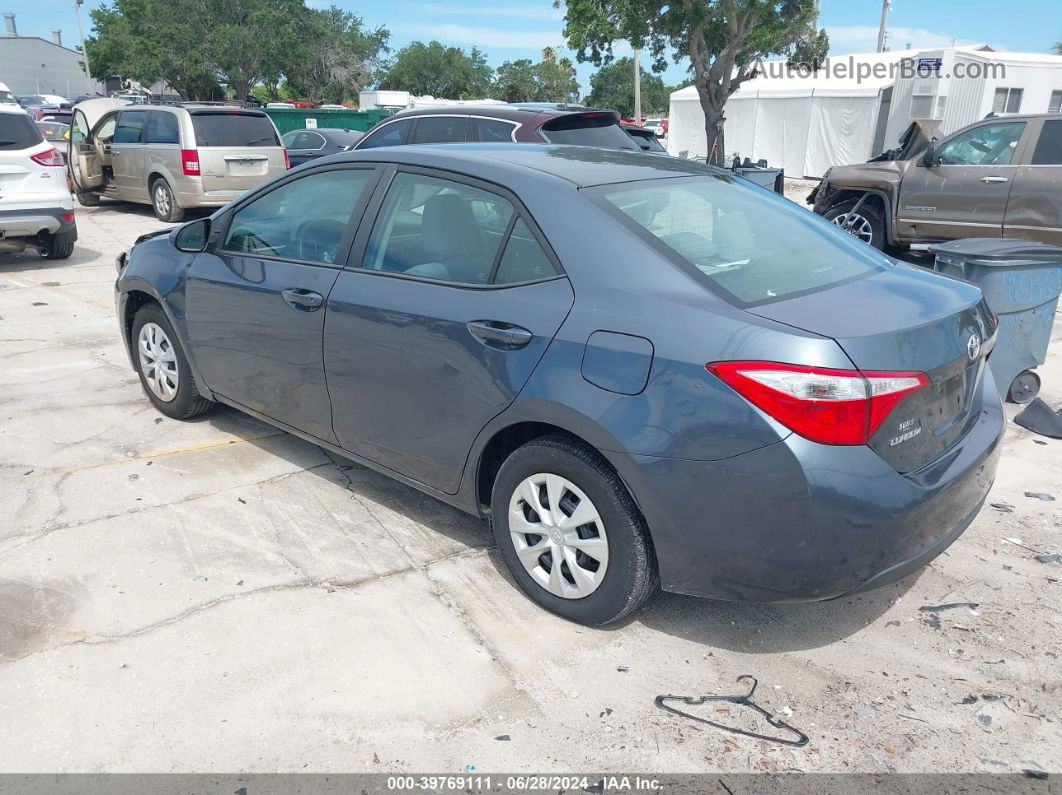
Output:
[{"xmin": 191, "ymin": 405, "xmax": 918, "ymax": 653}]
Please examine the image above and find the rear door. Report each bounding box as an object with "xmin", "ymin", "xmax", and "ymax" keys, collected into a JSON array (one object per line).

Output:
[
  {"xmin": 184, "ymin": 165, "xmax": 382, "ymax": 441},
  {"xmin": 110, "ymin": 109, "xmax": 148, "ymax": 197},
  {"xmin": 68, "ymin": 98, "xmax": 127, "ymax": 192},
  {"xmin": 189, "ymin": 110, "xmax": 286, "ymax": 191},
  {"xmin": 896, "ymin": 120, "xmax": 1030, "ymax": 240},
  {"xmin": 324, "ymin": 167, "xmax": 574, "ymax": 493},
  {"xmin": 1003, "ymin": 117, "xmax": 1062, "ymax": 245}
]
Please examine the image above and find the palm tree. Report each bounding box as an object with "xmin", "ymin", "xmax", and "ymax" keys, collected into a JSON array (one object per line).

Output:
[{"xmin": 542, "ymin": 47, "xmax": 557, "ymax": 62}]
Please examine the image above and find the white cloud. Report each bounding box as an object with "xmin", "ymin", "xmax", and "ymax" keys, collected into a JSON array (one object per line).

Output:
[
  {"xmin": 404, "ymin": 2, "xmax": 563, "ymax": 21},
  {"xmin": 825, "ymin": 25, "xmax": 983, "ymax": 54},
  {"xmin": 399, "ymin": 23, "xmax": 565, "ymax": 50}
]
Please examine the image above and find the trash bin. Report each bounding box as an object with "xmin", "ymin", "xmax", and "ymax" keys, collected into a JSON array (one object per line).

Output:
[{"xmin": 929, "ymin": 238, "xmax": 1062, "ymax": 403}]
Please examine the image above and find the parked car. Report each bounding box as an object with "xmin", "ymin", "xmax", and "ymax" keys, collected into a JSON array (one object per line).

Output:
[
  {"xmin": 621, "ymin": 123, "xmax": 668, "ymax": 154},
  {"xmin": 0, "ymin": 105, "xmax": 77, "ymax": 258},
  {"xmin": 354, "ymin": 105, "xmax": 640, "ymax": 151},
  {"xmin": 643, "ymin": 118, "xmax": 668, "ymax": 137},
  {"xmin": 36, "ymin": 120, "xmax": 71, "ymax": 143},
  {"xmin": 282, "ymin": 127, "xmax": 363, "ymax": 166},
  {"xmin": 810, "ymin": 114, "xmax": 1062, "ymax": 249},
  {"xmin": 0, "ymin": 82, "xmax": 18, "ymax": 106},
  {"xmin": 69, "ymin": 99, "xmax": 288, "ymax": 222},
  {"xmin": 114, "ymin": 144, "xmax": 1003, "ymax": 625}
]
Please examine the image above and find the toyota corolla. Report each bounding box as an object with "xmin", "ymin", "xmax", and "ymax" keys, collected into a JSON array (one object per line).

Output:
[{"xmin": 114, "ymin": 144, "xmax": 1004, "ymax": 625}]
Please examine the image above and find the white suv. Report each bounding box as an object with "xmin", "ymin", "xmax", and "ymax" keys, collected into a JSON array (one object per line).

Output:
[{"xmin": 0, "ymin": 105, "xmax": 77, "ymax": 259}]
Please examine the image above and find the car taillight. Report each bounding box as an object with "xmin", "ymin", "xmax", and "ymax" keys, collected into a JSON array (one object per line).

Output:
[
  {"xmin": 283, "ymin": 149, "xmax": 291, "ymax": 170},
  {"xmin": 61, "ymin": 213, "xmax": 74, "ymax": 222},
  {"xmin": 180, "ymin": 149, "xmax": 201, "ymax": 176},
  {"xmin": 706, "ymin": 361, "xmax": 929, "ymax": 446},
  {"xmin": 31, "ymin": 148, "xmax": 65, "ymax": 167}
]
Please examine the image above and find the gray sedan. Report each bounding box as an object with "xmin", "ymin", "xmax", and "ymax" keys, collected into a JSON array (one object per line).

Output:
[{"xmin": 114, "ymin": 144, "xmax": 1004, "ymax": 625}]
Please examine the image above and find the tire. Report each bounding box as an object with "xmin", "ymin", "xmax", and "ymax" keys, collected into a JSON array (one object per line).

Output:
[
  {"xmin": 76, "ymin": 192, "xmax": 100, "ymax": 207},
  {"xmin": 1008, "ymin": 370, "xmax": 1040, "ymax": 404},
  {"xmin": 40, "ymin": 235, "xmax": 74, "ymax": 260},
  {"xmin": 131, "ymin": 303, "xmax": 214, "ymax": 420},
  {"xmin": 824, "ymin": 199, "xmax": 886, "ymax": 250},
  {"xmin": 491, "ymin": 435, "xmax": 658, "ymax": 625},
  {"xmin": 151, "ymin": 178, "xmax": 185, "ymax": 223}
]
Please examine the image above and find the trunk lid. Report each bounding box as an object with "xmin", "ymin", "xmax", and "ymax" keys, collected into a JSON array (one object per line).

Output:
[
  {"xmin": 749, "ymin": 264, "xmax": 996, "ymax": 472},
  {"xmin": 188, "ymin": 110, "xmax": 285, "ymax": 192}
]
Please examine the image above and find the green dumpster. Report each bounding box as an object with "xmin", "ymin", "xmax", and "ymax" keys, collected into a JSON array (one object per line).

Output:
[{"xmin": 263, "ymin": 108, "xmax": 393, "ymax": 135}]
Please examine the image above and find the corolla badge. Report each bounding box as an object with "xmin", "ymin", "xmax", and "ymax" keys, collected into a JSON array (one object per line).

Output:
[{"xmin": 967, "ymin": 332, "xmax": 981, "ymax": 361}]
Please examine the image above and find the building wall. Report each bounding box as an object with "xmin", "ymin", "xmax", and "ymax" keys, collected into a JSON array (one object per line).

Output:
[{"xmin": 0, "ymin": 37, "xmax": 100, "ymax": 97}]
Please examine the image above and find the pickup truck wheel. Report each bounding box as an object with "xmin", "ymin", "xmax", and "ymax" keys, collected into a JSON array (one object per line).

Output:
[
  {"xmin": 825, "ymin": 199, "xmax": 885, "ymax": 250},
  {"xmin": 151, "ymin": 178, "xmax": 185, "ymax": 223}
]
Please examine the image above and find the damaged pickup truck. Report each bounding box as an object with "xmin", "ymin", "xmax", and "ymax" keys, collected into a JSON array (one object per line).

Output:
[{"xmin": 809, "ymin": 114, "xmax": 1062, "ymax": 252}]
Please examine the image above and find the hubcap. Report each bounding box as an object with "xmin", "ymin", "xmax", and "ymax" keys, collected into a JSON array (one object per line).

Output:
[
  {"xmin": 137, "ymin": 322, "xmax": 179, "ymax": 401},
  {"xmin": 831, "ymin": 212, "xmax": 874, "ymax": 244},
  {"xmin": 154, "ymin": 185, "xmax": 170, "ymax": 216},
  {"xmin": 508, "ymin": 473, "xmax": 609, "ymax": 599}
]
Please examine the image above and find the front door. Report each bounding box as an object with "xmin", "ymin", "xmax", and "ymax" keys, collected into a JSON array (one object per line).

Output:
[
  {"xmin": 324, "ymin": 168, "xmax": 574, "ymax": 493},
  {"xmin": 896, "ymin": 119, "xmax": 1030, "ymax": 241},
  {"xmin": 184, "ymin": 165, "xmax": 381, "ymax": 442}
]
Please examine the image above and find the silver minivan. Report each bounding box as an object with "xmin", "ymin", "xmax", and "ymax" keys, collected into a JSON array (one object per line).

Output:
[{"xmin": 69, "ymin": 99, "xmax": 288, "ymax": 221}]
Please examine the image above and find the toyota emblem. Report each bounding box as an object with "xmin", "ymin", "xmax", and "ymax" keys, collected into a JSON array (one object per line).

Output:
[{"xmin": 967, "ymin": 333, "xmax": 981, "ymax": 361}]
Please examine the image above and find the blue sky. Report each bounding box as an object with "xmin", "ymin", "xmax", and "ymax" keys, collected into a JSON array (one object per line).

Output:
[{"xmin": 9, "ymin": 0, "xmax": 1060, "ymax": 94}]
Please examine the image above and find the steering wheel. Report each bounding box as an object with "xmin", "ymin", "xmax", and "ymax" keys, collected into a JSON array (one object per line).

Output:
[{"xmin": 295, "ymin": 218, "xmax": 347, "ymax": 263}]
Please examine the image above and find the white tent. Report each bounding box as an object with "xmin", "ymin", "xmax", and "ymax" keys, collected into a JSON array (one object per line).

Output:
[{"xmin": 667, "ymin": 49, "xmax": 986, "ymax": 178}]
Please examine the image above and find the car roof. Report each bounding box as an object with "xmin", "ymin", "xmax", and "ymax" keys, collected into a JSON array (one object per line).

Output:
[
  {"xmin": 391, "ymin": 104, "xmax": 616, "ymax": 123},
  {"xmin": 0, "ymin": 104, "xmax": 30, "ymax": 115},
  {"xmin": 335, "ymin": 142, "xmax": 718, "ymax": 187}
]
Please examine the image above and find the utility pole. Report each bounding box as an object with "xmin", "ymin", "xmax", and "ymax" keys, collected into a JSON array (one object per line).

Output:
[
  {"xmin": 73, "ymin": 0, "xmax": 91, "ymax": 81},
  {"xmin": 876, "ymin": 0, "xmax": 891, "ymax": 53},
  {"xmin": 633, "ymin": 48, "xmax": 642, "ymax": 124}
]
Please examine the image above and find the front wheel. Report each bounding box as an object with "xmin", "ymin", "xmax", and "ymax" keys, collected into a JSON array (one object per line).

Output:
[
  {"xmin": 824, "ymin": 199, "xmax": 886, "ymax": 250},
  {"xmin": 151, "ymin": 179, "xmax": 185, "ymax": 223},
  {"xmin": 131, "ymin": 303, "xmax": 214, "ymax": 419},
  {"xmin": 1008, "ymin": 370, "xmax": 1040, "ymax": 404},
  {"xmin": 491, "ymin": 435, "xmax": 658, "ymax": 625}
]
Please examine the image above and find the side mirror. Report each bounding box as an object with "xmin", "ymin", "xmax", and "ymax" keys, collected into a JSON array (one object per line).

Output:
[
  {"xmin": 920, "ymin": 144, "xmax": 937, "ymax": 167},
  {"xmin": 173, "ymin": 218, "xmax": 210, "ymax": 253}
]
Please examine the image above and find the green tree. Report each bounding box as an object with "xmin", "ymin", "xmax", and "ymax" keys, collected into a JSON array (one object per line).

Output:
[
  {"xmin": 534, "ymin": 56, "xmax": 580, "ymax": 102},
  {"xmin": 380, "ymin": 41, "xmax": 494, "ymax": 98},
  {"xmin": 587, "ymin": 57, "xmax": 670, "ymax": 116},
  {"xmin": 284, "ymin": 6, "xmax": 389, "ymax": 104},
  {"xmin": 559, "ymin": 0, "xmax": 822, "ymax": 163},
  {"xmin": 1054, "ymin": 40, "xmax": 1062, "ymax": 55},
  {"xmin": 787, "ymin": 27, "xmax": 829, "ymax": 72},
  {"xmin": 494, "ymin": 59, "xmax": 538, "ymax": 102}
]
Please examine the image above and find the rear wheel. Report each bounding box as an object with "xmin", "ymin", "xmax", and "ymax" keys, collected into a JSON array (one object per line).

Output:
[
  {"xmin": 76, "ymin": 192, "xmax": 100, "ymax": 207},
  {"xmin": 491, "ymin": 435, "xmax": 658, "ymax": 625},
  {"xmin": 825, "ymin": 199, "xmax": 886, "ymax": 250},
  {"xmin": 151, "ymin": 178, "xmax": 185, "ymax": 223},
  {"xmin": 131, "ymin": 303, "xmax": 213, "ymax": 419},
  {"xmin": 39, "ymin": 234, "xmax": 74, "ymax": 260}
]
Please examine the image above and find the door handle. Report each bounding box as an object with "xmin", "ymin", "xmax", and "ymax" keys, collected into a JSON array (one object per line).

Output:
[
  {"xmin": 467, "ymin": 320, "xmax": 533, "ymax": 348},
  {"xmin": 281, "ymin": 288, "xmax": 324, "ymax": 311},
  {"xmin": 981, "ymin": 176, "xmax": 1009, "ymax": 183}
]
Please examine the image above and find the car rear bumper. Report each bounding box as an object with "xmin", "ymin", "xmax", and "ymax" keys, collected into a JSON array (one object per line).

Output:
[
  {"xmin": 0, "ymin": 207, "xmax": 76, "ymax": 240},
  {"xmin": 619, "ymin": 372, "xmax": 1005, "ymax": 602}
]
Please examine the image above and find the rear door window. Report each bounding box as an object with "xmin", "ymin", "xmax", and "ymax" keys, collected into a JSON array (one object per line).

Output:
[
  {"xmin": 494, "ymin": 219, "xmax": 558, "ymax": 285},
  {"xmin": 470, "ymin": 118, "xmax": 517, "ymax": 142},
  {"xmin": 114, "ymin": 111, "xmax": 147, "ymax": 144},
  {"xmin": 1031, "ymin": 119, "xmax": 1062, "ymax": 165},
  {"xmin": 540, "ymin": 114, "xmax": 639, "ymax": 150},
  {"xmin": 0, "ymin": 112, "xmax": 44, "ymax": 150},
  {"xmin": 191, "ymin": 112, "xmax": 279, "ymax": 147},
  {"xmin": 357, "ymin": 119, "xmax": 411, "ymax": 149},
  {"xmin": 593, "ymin": 175, "xmax": 885, "ymax": 306},
  {"xmin": 411, "ymin": 116, "xmax": 469, "ymax": 144},
  {"xmin": 145, "ymin": 111, "xmax": 180, "ymax": 144}
]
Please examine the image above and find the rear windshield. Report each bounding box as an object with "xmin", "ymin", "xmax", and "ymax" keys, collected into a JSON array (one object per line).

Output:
[
  {"xmin": 0, "ymin": 112, "xmax": 44, "ymax": 150},
  {"xmin": 592, "ymin": 175, "xmax": 886, "ymax": 306},
  {"xmin": 540, "ymin": 114, "xmax": 639, "ymax": 150},
  {"xmin": 191, "ymin": 112, "xmax": 279, "ymax": 147}
]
